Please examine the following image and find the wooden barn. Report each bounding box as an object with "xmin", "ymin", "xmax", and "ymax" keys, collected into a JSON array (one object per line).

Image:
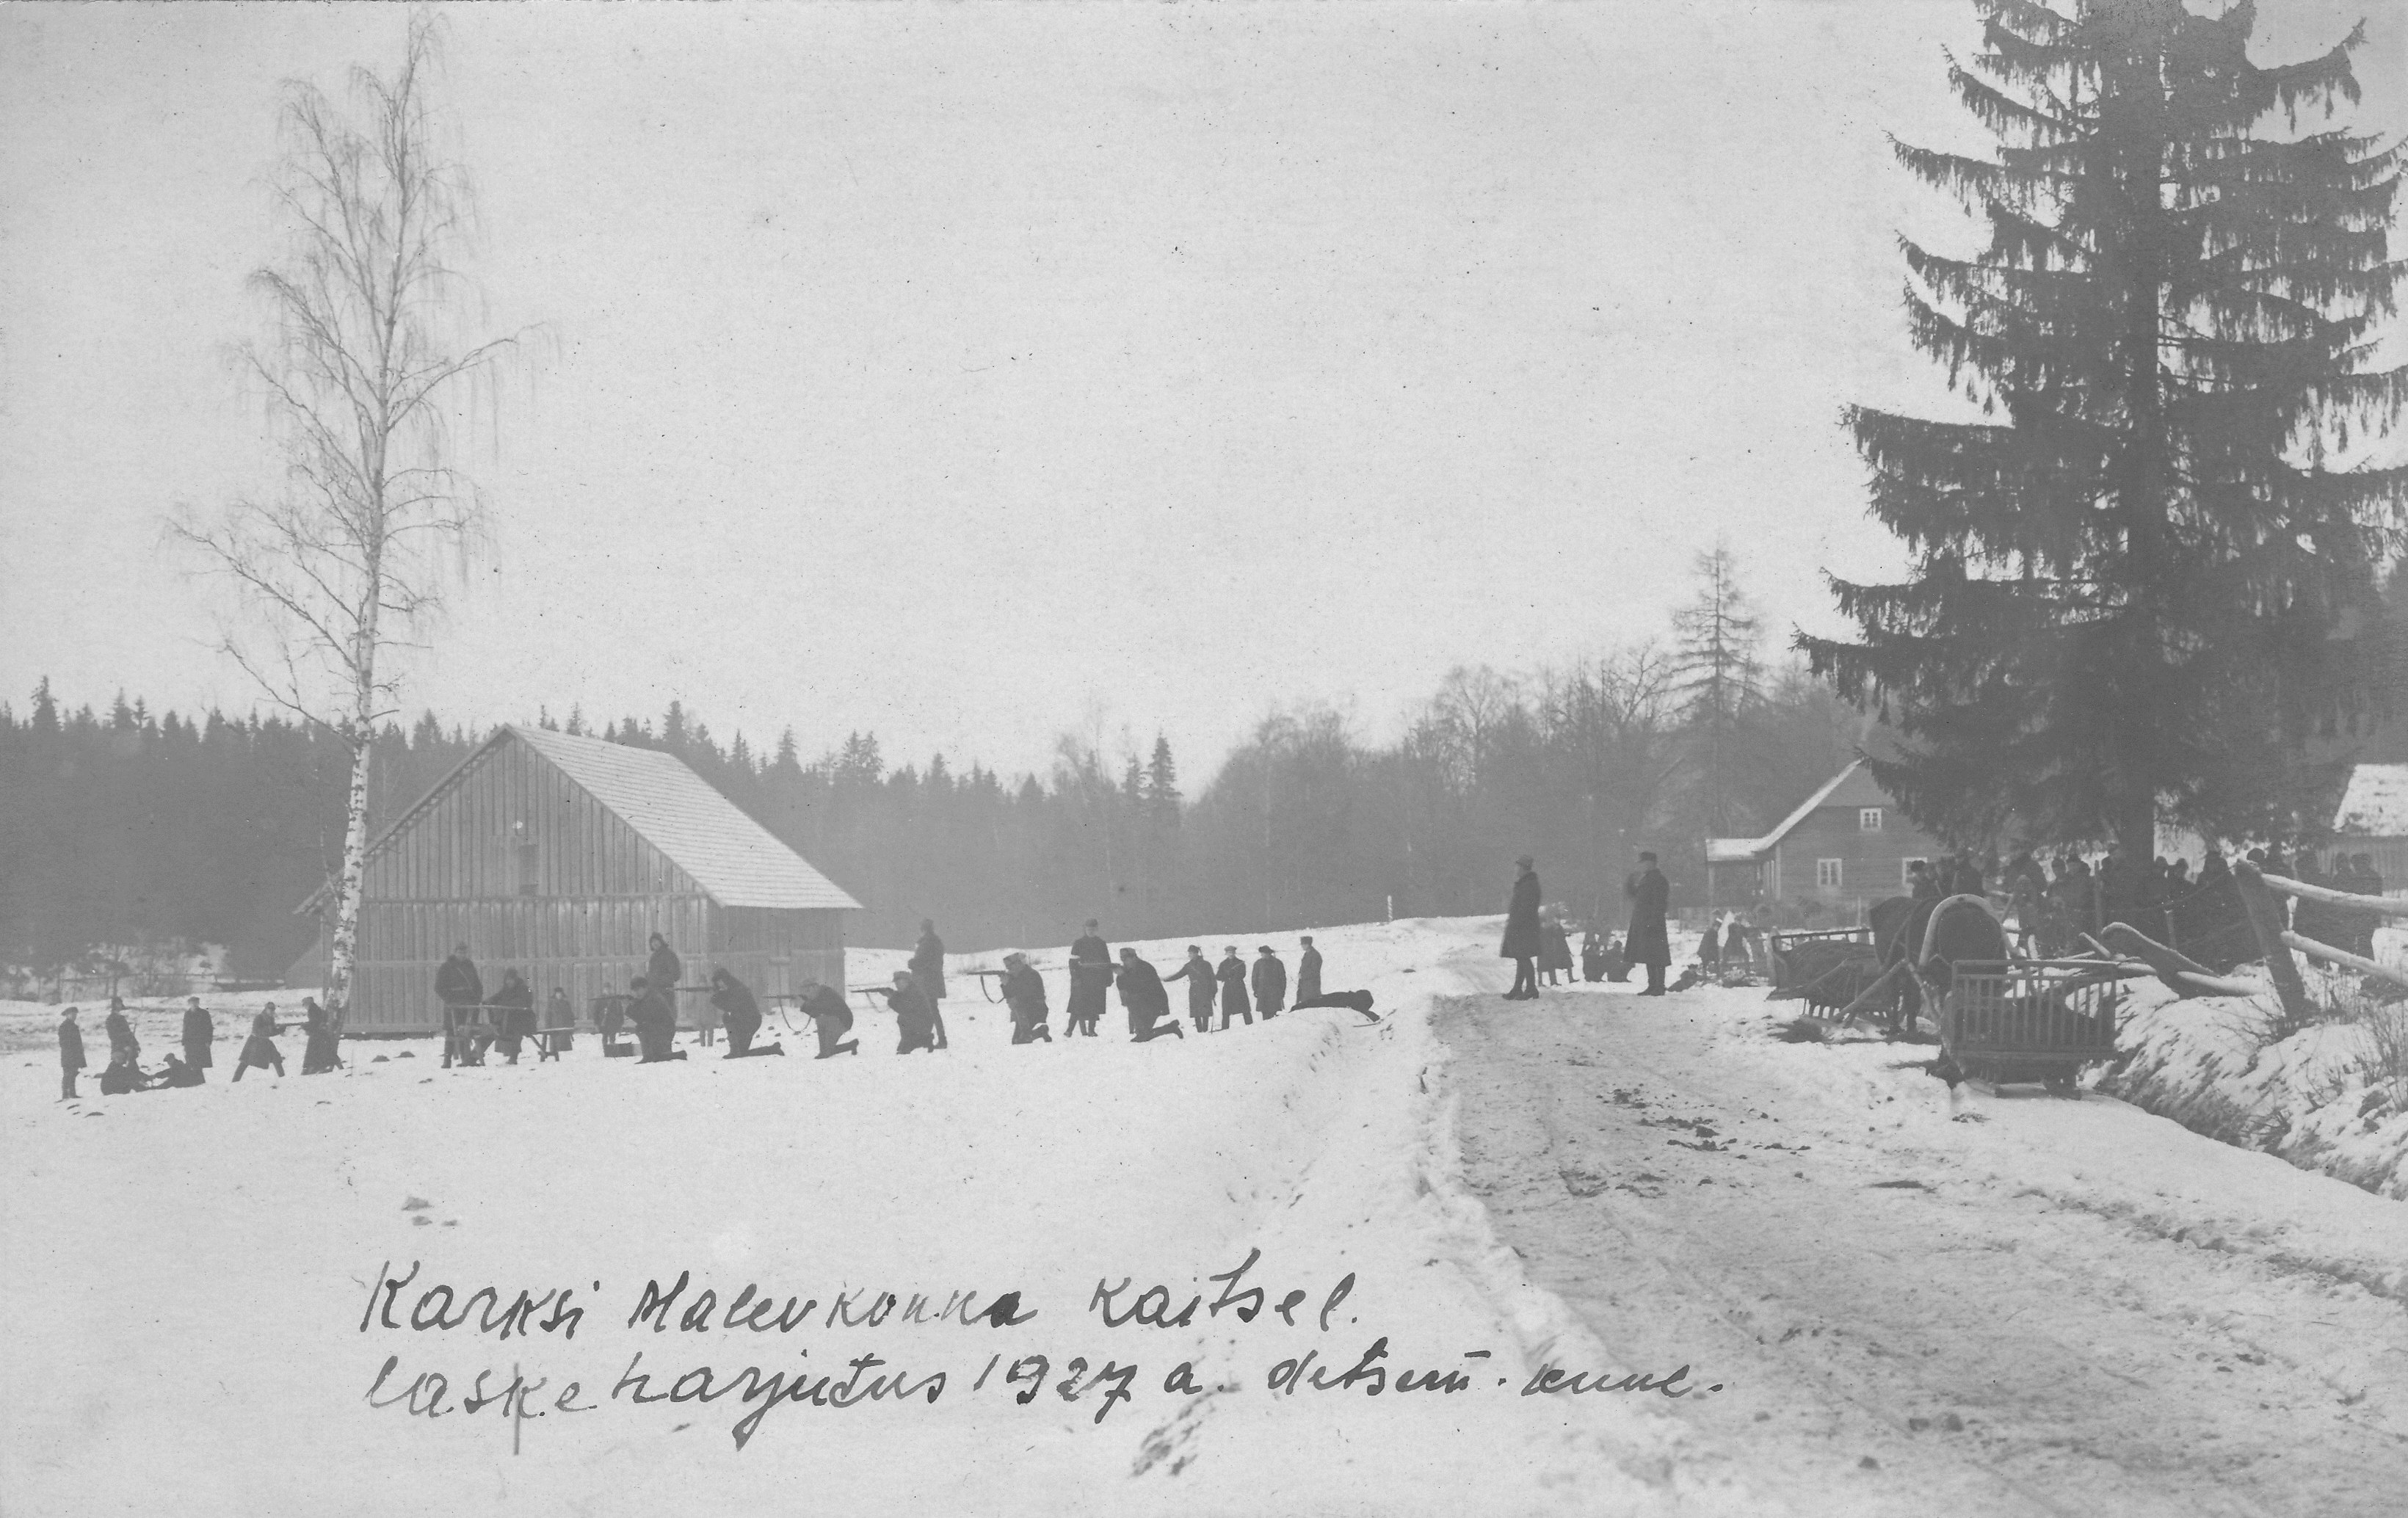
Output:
[
  {"xmin": 1705, "ymin": 760, "xmax": 1951, "ymax": 922},
  {"xmin": 292, "ymin": 724, "xmax": 860, "ymax": 1035}
]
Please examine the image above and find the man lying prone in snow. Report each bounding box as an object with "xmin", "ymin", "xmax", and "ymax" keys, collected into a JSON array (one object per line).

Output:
[{"xmin": 1291, "ymin": 989, "xmax": 1381, "ymax": 1025}]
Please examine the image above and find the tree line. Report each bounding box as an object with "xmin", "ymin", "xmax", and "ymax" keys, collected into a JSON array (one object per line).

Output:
[{"xmin": 1, "ymin": 584, "xmax": 1865, "ymax": 976}]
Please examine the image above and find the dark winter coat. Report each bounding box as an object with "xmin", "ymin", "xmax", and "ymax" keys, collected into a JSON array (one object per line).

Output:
[
  {"xmin": 182, "ymin": 1005, "xmax": 214, "ymax": 1067},
  {"xmin": 1117, "ymin": 956, "xmax": 1170, "ymax": 1034},
  {"xmin": 1542, "ymin": 921, "xmax": 1574, "ymax": 973},
  {"xmin": 59, "ymin": 1019, "xmax": 84, "ymax": 1072},
  {"xmin": 105, "ymin": 1009, "xmax": 139, "ymax": 1061},
  {"xmin": 628, "ymin": 985, "xmax": 678, "ymax": 1060},
  {"xmin": 1296, "ymin": 947, "xmax": 1323, "ymax": 1003},
  {"xmin": 798, "ymin": 986, "xmax": 855, "ymax": 1038},
  {"xmin": 1624, "ymin": 866, "xmax": 1671, "ymax": 967},
  {"xmin": 1499, "ymin": 869, "xmax": 1543, "ymax": 959},
  {"xmin": 648, "ymin": 943, "xmax": 683, "ymax": 1000},
  {"xmin": 1067, "ymin": 937, "xmax": 1114, "ymax": 1021},
  {"xmin": 1216, "ymin": 954, "xmax": 1251, "ymax": 1015},
  {"xmin": 493, "ymin": 979, "xmax": 537, "ymax": 1036},
  {"xmin": 1165, "ymin": 956, "xmax": 1219, "ymax": 1022},
  {"xmin": 435, "ymin": 955, "xmax": 483, "ymax": 1009},
  {"xmin": 884, "ymin": 981, "xmax": 938, "ymax": 1053},
  {"xmin": 910, "ymin": 932, "xmax": 948, "ymax": 1000},
  {"xmin": 1251, "ymin": 953, "xmax": 1287, "ymax": 1014},
  {"xmin": 711, "ymin": 980, "xmax": 761, "ymax": 1042},
  {"xmin": 238, "ymin": 1009, "xmax": 283, "ymax": 1071},
  {"xmin": 1000, "ymin": 964, "xmax": 1049, "ymax": 1038}
]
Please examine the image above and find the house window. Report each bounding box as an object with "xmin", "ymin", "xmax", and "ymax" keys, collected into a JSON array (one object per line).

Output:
[
  {"xmin": 512, "ymin": 821, "xmax": 539, "ymax": 897},
  {"xmin": 1902, "ymin": 858, "xmax": 1929, "ymax": 890},
  {"xmin": 1859, "ymin": 807, "xmax": 1884, "ymax": 832},
  {"xmin": 1816, "ymin": 859, "xmax": 1843, "ymax": 890}
]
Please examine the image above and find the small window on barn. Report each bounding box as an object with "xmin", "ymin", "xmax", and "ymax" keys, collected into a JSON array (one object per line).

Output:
[
  {"xmin": 1816, "ymin": 858, "xmax": 1843, "ymax": 889},
  {"xmin": 512, "ymin": 821, "xmax": 539, "ymax": 897},
  {"xmin": 1859, "ymin": 807, "xmax": 1884, "ymax": 832}
]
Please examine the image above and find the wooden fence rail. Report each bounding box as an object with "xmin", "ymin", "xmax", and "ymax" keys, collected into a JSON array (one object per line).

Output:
[{"xmin": 2235, "ymin": 861, "xmax": 2408, "ymax": 1025}]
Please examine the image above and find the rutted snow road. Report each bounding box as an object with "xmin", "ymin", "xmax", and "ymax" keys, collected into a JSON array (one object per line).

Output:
[{"xmin": 1438, "ymin": 965, "xmax": 2408, "ymax": 1518}]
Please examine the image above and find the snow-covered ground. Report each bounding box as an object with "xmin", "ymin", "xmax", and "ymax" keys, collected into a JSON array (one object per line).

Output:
[
  {"xmin": 1, "ymin": 919, "xmax": 1755, "ymax": 1518},
  {"xmin": 6, "ymin": 915, "xmax": 2404, "ymax": 1516}
]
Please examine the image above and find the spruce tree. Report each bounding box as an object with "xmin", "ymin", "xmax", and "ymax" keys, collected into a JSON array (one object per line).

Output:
[{"xmin": 1805, "ymin": 0, "xmax": 2405, "ymax": 851}]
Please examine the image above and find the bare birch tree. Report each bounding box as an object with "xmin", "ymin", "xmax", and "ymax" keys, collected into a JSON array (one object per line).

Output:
[{"xmin": 171, "ymin": 15, "xmax": 523, "ymax": 1026}]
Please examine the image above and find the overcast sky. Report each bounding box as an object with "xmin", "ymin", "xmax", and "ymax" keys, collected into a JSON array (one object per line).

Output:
[{"xmin": 2, "ymin": 1, "xmax": 2398, "ymax": 782}]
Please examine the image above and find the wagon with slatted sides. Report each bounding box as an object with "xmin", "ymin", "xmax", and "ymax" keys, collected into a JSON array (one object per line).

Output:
[
  {"xmin": 1925, "ymin": 959, "xmax": 2121, "ymax": 1095},
  {"xmin": 1766, "ymin": 926, "xmax": 1885, "ymax": 1015}
]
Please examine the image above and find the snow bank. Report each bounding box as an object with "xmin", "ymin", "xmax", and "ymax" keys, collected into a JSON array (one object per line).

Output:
[{"xmin": 0, "ymin": 918, "xmax": 1751, "ymax": 1517}]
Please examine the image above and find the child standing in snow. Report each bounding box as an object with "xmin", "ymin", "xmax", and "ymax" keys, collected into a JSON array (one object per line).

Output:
[{"xmin": 233, "ymin": 1003, "xmax": 285, "ymax": 1081}]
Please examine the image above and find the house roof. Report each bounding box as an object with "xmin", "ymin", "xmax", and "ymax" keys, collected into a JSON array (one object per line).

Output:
[
  {"xmin": 2333, "ymin": 762, "xmax": 2408, "ymax": 836},
  {"xmin": 1705, "ymin": 759, "xmax": 1866, "ymax": 863},
  {"xmin": 300, "ymin": 724, "xmax": 861, "ymax": 913}
]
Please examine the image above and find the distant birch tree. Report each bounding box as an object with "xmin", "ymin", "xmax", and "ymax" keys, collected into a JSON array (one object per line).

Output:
[{"xmin": 171, "ymin": 15, "xmax": 523, "ymax": 1025}]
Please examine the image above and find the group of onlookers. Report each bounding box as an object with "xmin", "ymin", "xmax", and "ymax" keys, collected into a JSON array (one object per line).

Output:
[
  {"xmin": 1501, "ymin": 850, "xmax": 1676, "ymax": 998},
  {"xmin": 56, "ymin": 992, "xmax": 343, "ymax": 1099}
]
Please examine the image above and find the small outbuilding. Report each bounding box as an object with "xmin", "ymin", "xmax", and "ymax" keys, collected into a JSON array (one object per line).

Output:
[
  {"xmin": 2329, "ymin": 761, "xmax": 2408, "ymax": 893},
  {"xmin": 292, "ymin": 724, "xmax": 860, "ymax": 1034}
]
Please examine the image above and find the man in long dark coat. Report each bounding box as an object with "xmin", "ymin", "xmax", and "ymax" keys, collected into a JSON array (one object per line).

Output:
[
  {"xmin": 1215, "ymin": 946, "xmax": 1252, "ymax": 1028},
  {"xmin": 999, "ymin": 953, "xmax": 1052, "ymax": 1045},
  {"xmin": 58, "ymin": 1008, "xmax": 84, "ymax": 1100},
  {"xmin": 301, "ymin": 997, "xmax": 343, "ymax": 1073},
  {"xmin": 490, "ymin": 971, "xmax": 535, "ymax": 1064},
  {"xmin": 1165, "ymin": 945, "xmax": 1219, "ymax": 1033},
  {"xmin": 1252, "ymin": 946, "xmax": 1288, "ymax": 1020},
  {"xmin": 795, "ymin": 977, "xmax": 859, "ymax": 1058},
  {"xmin": 911, "ymin": 919, "xmax": 950, "ymax": 1050},
  {"xmin": 1296, "ymin": 937, "xmax": 1323, "ymax": 1004},
  {"xmin": 1067, "ymin": 920, "xmax": 1112, "ymax": 1038},
  {"xmin": 645, "ymin": 933, "xmax": 683, "ymax": 1034},
  {"xmin": 1499, "ymin": 855, "xmax": 1543, "ymax": 999},
  {"xmin": 181, "ymin": 996, "xmax": 214, "ymax": 1077},
  {"xmin": 1118, "ymin": 948, "xmax": 1183, "ymax": 1042},
  {"xmin": 435, "ymin": 945, "xmax": 482, "ymax": 1069},
  {"xmin": 1625, "ymin": 851, "xmax": 1672, "ymax": 996},
  {"xmin": 104, "ymin": 997, "xmax": 139, "ymax": 1065}
]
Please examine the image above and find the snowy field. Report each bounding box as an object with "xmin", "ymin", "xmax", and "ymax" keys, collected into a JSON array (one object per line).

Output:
[{"xmin": 7, "ymin": 915, "xmax": 2407, "ymax": 1517}]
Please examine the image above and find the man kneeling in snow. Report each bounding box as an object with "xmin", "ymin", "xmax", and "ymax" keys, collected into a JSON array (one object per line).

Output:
[
  {"xmin": 628, "ymin": 977, "xmax": 686, "ymax": 1064},
  {"xmin": 794, "ymin": 978, "xmax": 859, "ymax": 1059},
  {"xmin": 1117, "ymin": 948, "xmax": 1184, "ymax": 1043}
]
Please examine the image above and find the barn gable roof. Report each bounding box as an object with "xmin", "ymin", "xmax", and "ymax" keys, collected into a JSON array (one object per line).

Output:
[{"xmin": 299, "ymin": 724, "xmax": 860, "ymax": 913}]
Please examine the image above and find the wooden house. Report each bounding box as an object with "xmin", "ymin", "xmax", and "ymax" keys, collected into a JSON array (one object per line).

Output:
[
  {"xmin": 1705, "ymin": 760, "xmax": 1951, "ymax": 922},
  {"xmin": 292, "ymin": 724, "xmax": 860, "ymax": 1034}
]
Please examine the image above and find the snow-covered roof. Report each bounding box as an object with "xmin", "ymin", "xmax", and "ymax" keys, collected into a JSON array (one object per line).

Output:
[
  {"xmin": 2333, "ymin": 762, "xmax": 2408, "ymax": 837},
  {"xmin": 301, "ymin": 724, "xmax": 861, "ymax": 913},
  {"xmin": 1706, "ymin": 760, "xmax": 1864, "ymax": 863},
  {"xmin": 509, "ymin": 725, "xmax": 861, "ymax": 909}
]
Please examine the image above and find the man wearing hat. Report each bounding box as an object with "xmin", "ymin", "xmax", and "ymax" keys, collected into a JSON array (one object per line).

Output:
[
  {"xmin": 1117, "ymin": 947, "xmax": 1183, "ymax": 1042},
  {"xmin": 1625, "ymin": 850, "xmax": 1672, "ymax": 995},
  {"xmin": 1499, "ymin": 855, "xmax": 1544, "ymax": 999},
  {"xmin": 1295, "ymin": 936, "xmax": 1323, "ymax": 1005},
  {"xmin": 1164, "ymin": 945, "xmax": 1219, "ymax": 1033}
]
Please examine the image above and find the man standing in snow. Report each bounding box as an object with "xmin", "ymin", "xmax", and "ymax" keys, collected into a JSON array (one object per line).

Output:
[
  {"xmin": 1118, "ymin": 948, "xmax": 1183, "ymax": 1042},
  {"xmin": 181, "ymin": 996, "xmax": 214, "ymax": 1078},
  {"xmin": 435, "ymin": 944, "xmax": 482, "ymax": 1070},
  {"xmin": 1625, "ymin": 851, "xmax": 1672, "ymax": 996},
  {"xmin": 58, "ymin": 1008, "xmax": 84, "ymax": 1100},
  {"xmin": 104, "ymin": 997, "xmax": 139, "ymax": 1066},
  {"xmin": 1500, "ymin": 856, "xmax": 1543, "ymax": 999},
  {"xmin": 1251, "ymin": 945, "xmax": 1288, "ymax": 1020},
  {"xmin": 1165, "ymin": 945, "xmax": 1218, "ymax": 1033},
  {"xmin": 1215, "ymin": 946, "xmax": 1252, "ymax": 1028},
  {"xmin": 1067, "ymin": 920, "xmax": 1112, "ymax": 1038},
  {"xmin": 910, "ymin": 919, "xmax": 950, "ymax": 1049},
  {"xmin": 1296, "ymin": 937, "xmax": 1323, "ymax": 1004}
]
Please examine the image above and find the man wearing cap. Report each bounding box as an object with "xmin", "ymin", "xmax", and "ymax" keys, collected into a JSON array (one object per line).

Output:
[
  {"xmin": 1066, "ymin": 920, "xmax": 1112, "ymax": 1038},
  {"xmin": 999, "ymin": 953, "xmax": 1051, "ymax": 1045},
  {"xmin": 1251, "ymin": 945, "xmax": 1288, "ymax": 1020},
  {"xmin": 1499, "ymin": 855, "xmax": 1544, "ymax": 999},
  {"xmin": 434, "ymin": 943, "xmax": 483, "ymax": 1070},
  {"xmin": 1625, "ymin": 850, "xmax": 1672, "ymax": 996},
  {"xmin": 1164, "ymin": 945, "xmax": 1219, "ymax": 1033},
  {"xmin": 794, "ymin": 976, "xmax": 859, "ymax": 1058},
  {"xmin": 1295, "ymin": 936, "xmax": 1323, "ymax": 1005},
  {"xmin": 1215, "ymin": 945, "xmax": 1253, "ymax": 1028}
]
